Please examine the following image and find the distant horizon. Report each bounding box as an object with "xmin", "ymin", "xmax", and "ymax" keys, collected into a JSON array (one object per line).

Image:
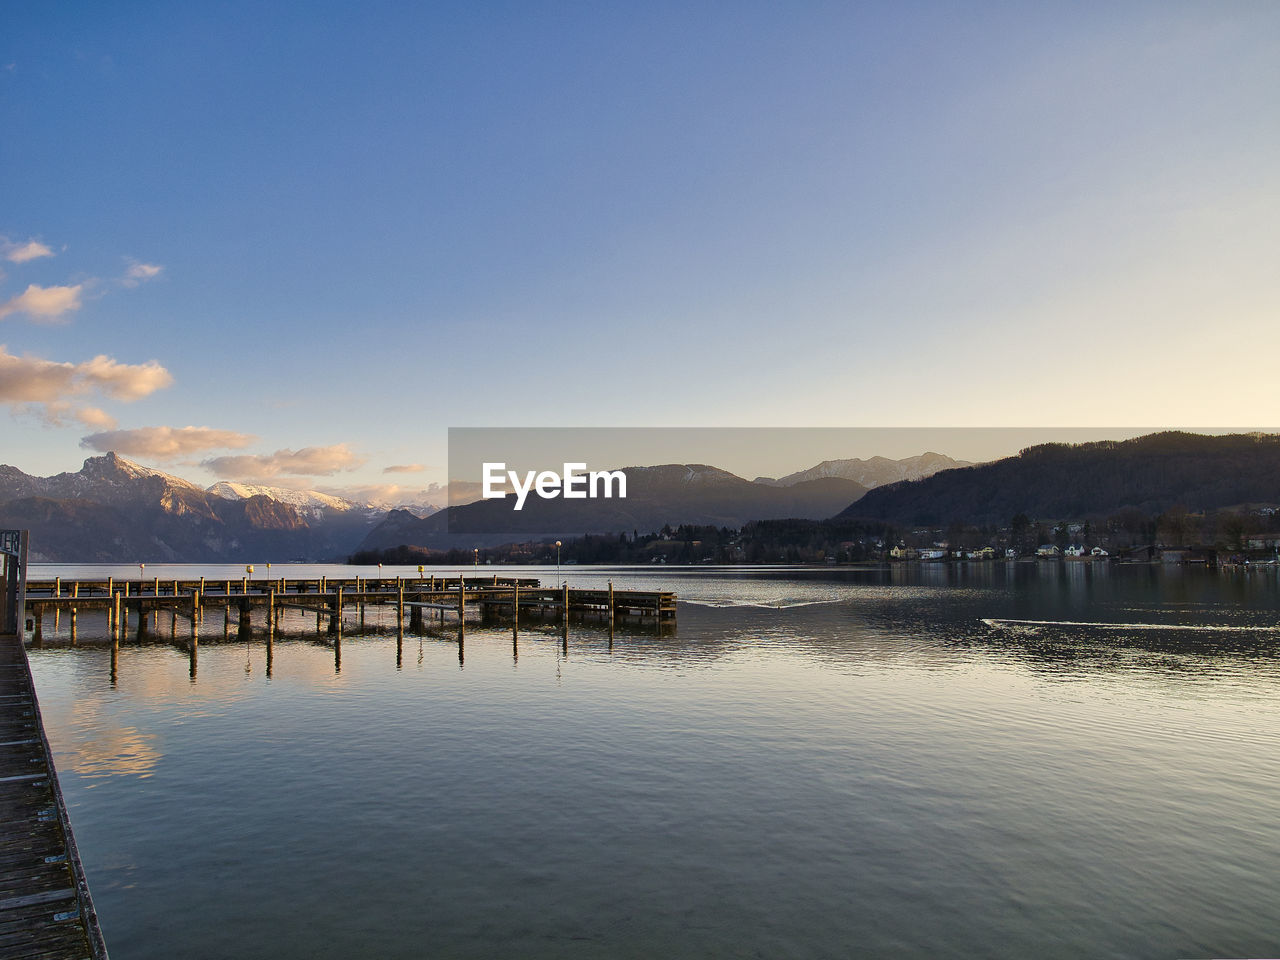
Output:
[{"xmin": 6, "ymin": 426, "xmax": 1277, "ymax": 510}]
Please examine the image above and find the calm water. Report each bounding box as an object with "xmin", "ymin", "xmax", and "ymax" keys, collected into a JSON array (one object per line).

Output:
[{"xmin": 23, "ymin": 563, "xmax": 1280, "ymax": 959}]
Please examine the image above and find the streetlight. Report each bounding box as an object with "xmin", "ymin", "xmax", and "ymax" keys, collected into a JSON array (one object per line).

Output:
[
  {"xmin": 473, "ymin": 548, "xmax": 478, "ymax": 581},
  {"xmin": 555, "ymin": 541, "xmax": 562, "ymax": 585}
]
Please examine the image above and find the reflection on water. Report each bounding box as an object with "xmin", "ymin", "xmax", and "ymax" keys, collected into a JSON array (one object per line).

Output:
[{"xmin": 25, "ymin": 565, "xmax": 1280, "ymax": 960}]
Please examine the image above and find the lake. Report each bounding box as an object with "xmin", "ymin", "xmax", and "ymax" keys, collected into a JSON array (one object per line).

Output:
[{"xmin": 23, "ymin": 562, "xmax": 1280, "ymax": 959}]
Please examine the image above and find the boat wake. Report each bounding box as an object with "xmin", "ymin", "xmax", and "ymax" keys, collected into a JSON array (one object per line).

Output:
[
  {"xmin": 981, "ymin": 617, "xmax": 1277, "ymax": 633},
  {"xmin": 683, "ymin": 597, "xmax": 845, "ymax": 610}
]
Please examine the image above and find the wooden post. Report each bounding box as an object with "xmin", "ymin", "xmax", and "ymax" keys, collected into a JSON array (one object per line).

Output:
[
  {"xmin": 70, "ymin": 582, "xmax": 79, "ymax": 645},
  {"xmin": 192, "ymin": 589, "xmax": 200, "ymax": 639},
  {"xmin": 189, "ymin": 634, "xmax": 198, "ymax": 680},
  {"xmin": 32, "ymin": 604, "xmax": 43, "ymax": 645},
  {"xmin": 110, "ymin": 635, "xmax": 119, "ymax": 686},
  {"xmin": 55, "ymin": 576, "xmax": 61, "ymax": 598},
  {"xmin": 608, "ymin": 580, "xmax": 614, "ymax": 627},
  {"xmin": 329, "ymin": 585, "xmax": 343, "ymax": 635},
  {"xmin": 153, "ymin": 576, "xmax": 159, "ymax": 597},
  {"xmin": 397, "ymin": 581, "xmax": 404, "ymax": 629}
]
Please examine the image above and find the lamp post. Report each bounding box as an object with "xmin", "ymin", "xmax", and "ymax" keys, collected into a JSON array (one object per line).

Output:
[
  {"xmin": 555, "ymin": 541, "xmax": 562, "ymax": 586},
  {"xmin": 473, "ymin": 548, "xmax": 478, "ymax": 581}
]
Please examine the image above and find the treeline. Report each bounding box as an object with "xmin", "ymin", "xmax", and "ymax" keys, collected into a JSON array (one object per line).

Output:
[
  {"xmin": 349, "ymin": 501, "xmax": 1280, "ymax": 567},
  {"xmin": 350, "ymin": 519, "xmax": 900, "ymax": 566}
]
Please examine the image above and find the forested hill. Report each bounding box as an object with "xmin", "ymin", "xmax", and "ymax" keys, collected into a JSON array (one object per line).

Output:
[{"xmin": 836, "ymin": 432, "xmax": 1280, "ymax": 526}]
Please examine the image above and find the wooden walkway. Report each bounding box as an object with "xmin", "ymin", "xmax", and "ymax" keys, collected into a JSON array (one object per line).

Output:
[
  {"xmin": 0, "ymin": 632, "xmax": 108, "ymax": 960},
  {"xmin": 23, "ymin": 576, "xmax": 677, "ymax": 644}
]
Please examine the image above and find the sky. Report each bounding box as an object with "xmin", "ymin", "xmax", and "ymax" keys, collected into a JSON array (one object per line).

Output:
[{"xmin": 2, "ymin": 2, "xmax": 1278, "ymax": 504}]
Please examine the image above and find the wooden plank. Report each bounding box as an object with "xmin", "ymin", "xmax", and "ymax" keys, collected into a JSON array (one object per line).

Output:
[{"xmin": 0, "ymin": 631, "xmax": 108, "ymax": 960}]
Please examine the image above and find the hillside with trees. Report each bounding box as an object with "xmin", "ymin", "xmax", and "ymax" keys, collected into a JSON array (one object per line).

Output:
[{"xmin": 837, "ymin": 432, "xmax": 1280, "ymax": 527}]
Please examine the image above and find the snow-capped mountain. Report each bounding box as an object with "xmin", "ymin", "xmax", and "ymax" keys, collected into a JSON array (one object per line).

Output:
[
  {"xmin": 0, "ymin": 453, "xmax": 380, "ymax": 561},
  {"xmin": 207, "ymin": 482, "xmax": 358, "ymax": 519}
]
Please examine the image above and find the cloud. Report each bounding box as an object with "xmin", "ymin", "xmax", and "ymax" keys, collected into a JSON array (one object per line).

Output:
[
  {"xmin": 383, "ymin": 463, "xmax": 425, "ymax": 474},
  {"xmin": 201, "ymin": 444, "xmax": 365, "ymax": 480},
  {"xmin": 0, "ymin": 284, "xmax": 83, "ymax": 322},
  {"xmin": 1, "ymin": 237, "xmax": 54, "ymax": 263},
  {"xmin": 122, "ymin": 260, "xmax": 163, "ymax": 287},
  {"xmin": 75, "ymin": 353, "xmax": 173, "ymax": 400},
  {"xmin": 80, "ymin": 425, "xmax": 256, "ymax": 459},
  {"xmin": 75, "ymin": 407, "xmax": 118, "ymax": 430},
  {"xmin": 0, "ymin": 345, "xmax": 172, "ymax": 403}
]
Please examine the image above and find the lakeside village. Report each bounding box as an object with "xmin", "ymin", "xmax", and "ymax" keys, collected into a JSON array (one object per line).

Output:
[{"xmin": 355, "ymin": 506, "xmax": 1280, "ymax": 568}]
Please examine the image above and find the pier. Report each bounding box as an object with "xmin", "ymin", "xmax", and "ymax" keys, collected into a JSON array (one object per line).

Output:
[
  {"xmin": 21, "ymin": 575, "xmax": 676, "ymax": 644},
  {"xmin": 0, "ymin": 629, "xmax": 109, "ymax": 960}
]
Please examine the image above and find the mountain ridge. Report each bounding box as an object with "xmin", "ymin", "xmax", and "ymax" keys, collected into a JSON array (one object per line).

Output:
[{"xmin": 837, "ymin": 431, "xmax": 1280, "ymax": 526}]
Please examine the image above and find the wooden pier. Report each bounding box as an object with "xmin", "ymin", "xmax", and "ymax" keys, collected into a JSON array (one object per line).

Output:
[
  {"xmin": 21, "ymin": 575, "xmax": 677, "ymax": 645},
  {"xmin": 0, "ymin": 630, "xmax": 109, "ymax": 960}
]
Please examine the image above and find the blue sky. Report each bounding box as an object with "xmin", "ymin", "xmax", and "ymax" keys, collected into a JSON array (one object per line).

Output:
[{"xmin": 2, "ymin": 2, "xmax": 1278, "ymax": 501}]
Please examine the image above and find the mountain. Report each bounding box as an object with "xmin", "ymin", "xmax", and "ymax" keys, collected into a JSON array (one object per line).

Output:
[
  {"xmin": 356, "ymin": 463, "xmax": 867, "ymax": 552},
  {"xmin": 754, "ymin": 452, "xmax": 971, "ymax": 488},
  {"xmin": 836, "ymin": 432, "xmax": 1280, "ymax": 527},
  {"xmin": 207, "ymin": 481, "xmax": 358, "ymax": 519},
  {"xmin": 0, "ymin": 454, "xmax": 377, "ymax": 561}
]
